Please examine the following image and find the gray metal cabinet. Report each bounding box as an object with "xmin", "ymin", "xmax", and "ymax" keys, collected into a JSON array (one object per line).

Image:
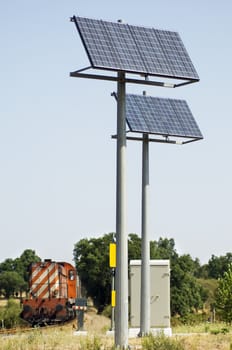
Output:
[{"xmin": 130, "ymin": 260, "xmax": 170, "ymax": 328}]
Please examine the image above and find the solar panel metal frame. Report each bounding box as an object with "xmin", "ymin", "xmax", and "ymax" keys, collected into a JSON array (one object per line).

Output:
[
  {"xmin": 71, "ymin": 16, "xmax": 199, "ymax": 86},
  {"xmin": 112, "ymin": 93, "xmax": 203, "ymax": 144}
]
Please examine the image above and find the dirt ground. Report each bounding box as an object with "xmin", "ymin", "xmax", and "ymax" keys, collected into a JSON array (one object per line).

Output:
[{"xmin": 81, "ymin": 307, "xmax": 111, "ymax": 333}]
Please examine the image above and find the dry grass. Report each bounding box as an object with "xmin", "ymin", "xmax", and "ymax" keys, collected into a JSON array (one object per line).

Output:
[
  {"xmin": 0, "ymin": 298, "xmax": 21, "ymax": 307},
  {"xmin": 1, "ymin": 309, "xmax": 232, "ymax": 350},
  {"xmin": 84, "ymin": 307, "xmax": 111, "ymax": 333},
  {"xmin": 0, "ymin": 299, "xmax": 8, "ymax": 307},
  {"xmin": 180, "ymin": 333, "xmax": 232, "ymax": 350},
  {"xmin": 1, "ymin": 329, "xmax": 232, "ymax": 350},
  {"xmin": 1, "ymin": 328, "xmax": 232, "ymax": 350}
]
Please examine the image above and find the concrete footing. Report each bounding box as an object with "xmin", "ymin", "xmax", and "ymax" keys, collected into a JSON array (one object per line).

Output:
[
  {"xmin": 106, "ymin": 328, "xmax": 172, "ymax": 338},
  {"xmin": 73, "ymin": 331, "xmax": 88, "ymax": 336}
]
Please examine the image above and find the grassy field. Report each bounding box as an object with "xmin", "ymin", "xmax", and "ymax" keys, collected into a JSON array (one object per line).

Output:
[
  {"xmin": 1, "ymin": 309, "xmax": 232, "ymax": 350},
  {"xmin": 1, "ymin": 327, "xmax": 232, "ymax": 350}
]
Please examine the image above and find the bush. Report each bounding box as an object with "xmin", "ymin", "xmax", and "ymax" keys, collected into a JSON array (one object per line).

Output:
[
  {"xmin": 175, "ymin": 312, "xmax": 209, "ymax": 325},
  {"xmin": 0, "ymin": 298, "xmax": 23, "ymax": 328},
  {"xmin": 210, "ymin": 328, "xmax": 221, "ymax": 335},
  {"xmin": 142, "ymin": 333, "xmax": 185, "ymax": 350},
  {"xmin": 210, "ymin": 327, "xmax": 229, "ymax": 335}
]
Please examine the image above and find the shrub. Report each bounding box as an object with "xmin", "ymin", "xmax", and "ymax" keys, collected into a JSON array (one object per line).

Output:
[
  {"xmin": 0, "ymin": 298, "xmax": 23, "ymax": 328},
  {"xmin": 179, "ymin": 312, "xmax": 209, "ymax": 325},
  {"xmin": 210, "ymin": 328, "xmax": 221, "ymax": 335},
  {"xmin": 221, "ymin": 327, "xmax": 229, "ymax": 334},
  {"xmin": 142, "ymin": 333, "xmax": 185, "ymax": 350},
  {"xmin": 210, "ymin": 327, "xmax": 229, "ymax": 335}
]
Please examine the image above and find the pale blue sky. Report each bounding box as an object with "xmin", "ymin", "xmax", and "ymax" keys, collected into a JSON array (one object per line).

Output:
[{"xmin": 0, "ymin": 1, "xmax": 231, "ymax": 264}]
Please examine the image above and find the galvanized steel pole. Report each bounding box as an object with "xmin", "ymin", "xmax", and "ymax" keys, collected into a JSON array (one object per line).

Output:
[
  {"xmin": 140, "ymin": 133, "xmax": 150, "ymax": 336},
  {"xmin": 115, "ymin": 71, "xmax": 128, "ymax": 348}
]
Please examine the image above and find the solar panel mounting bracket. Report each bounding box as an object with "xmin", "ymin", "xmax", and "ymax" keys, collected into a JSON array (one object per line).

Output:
[
  {"xmin": 111, "ymin": 134, "xmax": 202, "ymax": 145},
  {"xmin": 69, "ymin": 67, "xmax": 194, "ymax": 88}
]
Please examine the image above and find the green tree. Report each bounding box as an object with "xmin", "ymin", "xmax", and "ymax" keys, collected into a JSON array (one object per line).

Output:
[
  {"xmin": 207, "ymin": 253, "xmax": 232, "ymax": 279},
  {"xmin": 195, "ymin": 262, "xmax": 209, "ymax": 279},
  {"xmin": 73, "ymin": 233, "xmax": 114, "ymax": 309},
  {"xmin": 128, "ymin": 233, "xmax": 141, "ymax": 261},
  {"xmin": 197, "ymin": 278, "xmax": 218, "ymax": 310},
  {"xmin": 74, "ymin": 233, "xmax": 144, "ymax": 310},
  {"xmin": 0, "ymin": 271, "xmax": 27, "ymax": 298},
  {"xmin": 0, "ymin": 258, "xmax": 15, "ymax": 273},
  {"xmin": 215, "ymin": 263, "xmax": 232, "ymax": 323},
  {"xmin": 74, "ymin": 233, "xmax": 207, "ymax": 317},
  {"xmin": 150, "ymin": 237, "xmax": 178, "ymax": 261},
  {"xmin": 15, "ymin": 249, "xmax": 41, "ymax": 282},
  {"xmin": 171, "ymin": 257, "xmax": 205, "ymax": 316},
  {"xmin": 0, "ymin": 249, "xmax": 41, "ymax": 296}
]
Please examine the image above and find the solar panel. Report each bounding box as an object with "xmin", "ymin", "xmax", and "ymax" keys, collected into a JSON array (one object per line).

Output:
[
  {"xmin": 126, "ymin": 94, "xmax": 203, "ymax": 140},
  {"xmin": 72, "ymin": 16, "xmax": 199, "ymax": 81}
]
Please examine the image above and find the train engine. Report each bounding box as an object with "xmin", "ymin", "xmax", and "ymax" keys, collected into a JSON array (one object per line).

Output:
[{"xmin": 21, "ymin": 260, "xmax": 77, "ymax": 326}]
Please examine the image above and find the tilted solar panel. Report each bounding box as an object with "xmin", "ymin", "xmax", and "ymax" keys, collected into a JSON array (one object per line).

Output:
[
  {"xmin": 126, "ymin": 94, "xmax": 203, "ymax": 139},
  {"xmin": 72, "ymin": 16, "xmax": 199, "ymax": 81}
]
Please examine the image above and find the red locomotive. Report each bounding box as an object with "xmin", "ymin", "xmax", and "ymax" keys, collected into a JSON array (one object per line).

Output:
[{"xmin": 21, "ymin": 260, "xmax": 78, "ymax": 326}]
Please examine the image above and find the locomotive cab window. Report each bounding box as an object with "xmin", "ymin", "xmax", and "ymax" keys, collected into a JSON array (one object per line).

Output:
[{"xmin": 69, "ymin": 270, "xmax": 75, "ymax": 280}]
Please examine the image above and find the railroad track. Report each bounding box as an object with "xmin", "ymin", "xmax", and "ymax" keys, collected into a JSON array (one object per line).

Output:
[
  {"xmin": 0, "ymin": 327, "xmax": 33, "ymax": 336},
  {"xmin": 0, "ymin": 319, "xmax": 76, "ymax": 336}
]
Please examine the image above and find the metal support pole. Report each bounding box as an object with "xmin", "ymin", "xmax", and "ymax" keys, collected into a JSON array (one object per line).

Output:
[
  {"xmin": 115, "ymin": 72, "xmax": 128, "ymax": 348},
  {"xmin": 140, "ymin": 133, "xmax": 150, "ymax": 336}
]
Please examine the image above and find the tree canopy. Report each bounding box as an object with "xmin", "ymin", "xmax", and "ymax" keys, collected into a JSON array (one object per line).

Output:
[
  {"xmin": 0, "ymin": 271, "xmax": 26, "ymax": 298},
  {"xmin": 73, "ymin": 234, "xmax": 114, "ymax": 308},
  {"xmin": 215, "ymin": 263, "xmax": 232, "ymax": 323},
  {"xmin": 1, "ymin": 238, "xmax": 232, "ymax": 321},
  {"xmin": 73, "ymin": 233, "xmax": 209, "ymax": 316},
  {"xmin": 207, "ymin": 253, "xmax": 232, "ymax": 279},
  {"xmin": 0, "ymin": 249, "xmax": 41, "ymax": 298}
]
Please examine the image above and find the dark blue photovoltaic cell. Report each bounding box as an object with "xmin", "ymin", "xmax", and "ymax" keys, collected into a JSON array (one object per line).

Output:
[
  {"xmin": 129, "ymin": 26, "xmax": 173, "ymax": 77},
  {"xmin": 126, "ymin": 94, "xmax": 203, "ymax": 139},
  {"xmin": 73, "ymin": 16, "xmax": 199, "ymax": 80},
  {"xmin": 154, "ymin": 30, "xmax": 199, "ymax": 79}
]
